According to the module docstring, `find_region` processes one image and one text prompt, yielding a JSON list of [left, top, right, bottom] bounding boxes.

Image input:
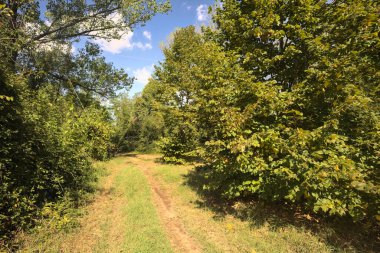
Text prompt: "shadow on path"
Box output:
[[183, 165, 380, 253]]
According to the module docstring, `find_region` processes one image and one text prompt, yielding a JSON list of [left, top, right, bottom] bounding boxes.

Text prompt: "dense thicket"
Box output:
[[0, 0, 169, 244], [135, 0, 379, 223], [113, 84, 166, 153]]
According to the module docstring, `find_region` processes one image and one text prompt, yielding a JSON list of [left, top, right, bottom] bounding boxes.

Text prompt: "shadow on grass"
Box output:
[[183, 165, 380, 253], [115, 153, 138, 157], [153, 155, 204, 166]]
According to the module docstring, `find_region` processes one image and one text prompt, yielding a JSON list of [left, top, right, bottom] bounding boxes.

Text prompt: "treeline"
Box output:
[[115, 0, 379, 223], [0, 0, 169, 245]]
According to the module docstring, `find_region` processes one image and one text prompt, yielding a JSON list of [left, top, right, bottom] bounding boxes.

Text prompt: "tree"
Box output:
[[147, 26, 260, 164], [27, 41, 133, 100], [1, 0, 169, 66], [0, 0, 170, 244], [151, 1, 379, 222], [211, 0, 325, 91], [112, 81, 167, 153], [202, 0, 380, 221]]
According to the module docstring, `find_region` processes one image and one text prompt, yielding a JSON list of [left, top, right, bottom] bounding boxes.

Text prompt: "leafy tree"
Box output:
[[211, 0, 325, 91], [112, 81, 167, 153], [150, 1, 379, 223], [1, 0, 170, 69], [150, 27, 205, 163], [0, 0, 170, 244], [26, 41, 133, 99], [201, 0, 380, 221], [113, 94, 138, 152]]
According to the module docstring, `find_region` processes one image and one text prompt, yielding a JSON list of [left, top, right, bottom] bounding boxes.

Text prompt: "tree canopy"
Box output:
[[0, 0, 169, 245], [122, 0, 379, 223]]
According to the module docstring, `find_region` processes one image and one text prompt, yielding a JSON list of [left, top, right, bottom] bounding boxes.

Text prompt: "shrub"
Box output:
[[0, 78, 111, 242]]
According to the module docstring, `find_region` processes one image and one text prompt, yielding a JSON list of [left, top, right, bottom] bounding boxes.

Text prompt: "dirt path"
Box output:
[[20, 155, 201, 252], [19, 154, 355, 253], [128, 155, 202, 253]]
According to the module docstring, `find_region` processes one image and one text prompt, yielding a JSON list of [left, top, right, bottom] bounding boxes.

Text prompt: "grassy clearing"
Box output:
[[150, 160, 377, 253], [11, 155, 378, 253], [13, 156, 173, 253]]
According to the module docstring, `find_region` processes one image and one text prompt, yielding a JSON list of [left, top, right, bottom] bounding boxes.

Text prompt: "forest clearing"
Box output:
[[14, 154, 378, 252], [1, 0, 379, 252]]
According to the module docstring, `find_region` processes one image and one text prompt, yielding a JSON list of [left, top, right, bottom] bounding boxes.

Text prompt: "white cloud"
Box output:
[[93, 31, 134, 54], [91, 13, 152, 54], [143, 30, 152, 40], [133, 66, 154, 85], [71, 44, 76, 54], [135, 42, 152, 50], [44, 19, 52, 26], [196, 4, 209, 22], [93, 31, 153, 53]]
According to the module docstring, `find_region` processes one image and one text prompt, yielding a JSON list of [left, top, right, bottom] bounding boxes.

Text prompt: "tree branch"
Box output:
[[31, 7, 121, 42]]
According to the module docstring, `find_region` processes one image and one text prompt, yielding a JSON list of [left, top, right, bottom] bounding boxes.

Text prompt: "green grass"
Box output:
[[13, 157, 173, 253], [116, 165, 173, 253], [151, 163, 372, 253], [11, 155, 377, 253], [80, 159, 173, 253]]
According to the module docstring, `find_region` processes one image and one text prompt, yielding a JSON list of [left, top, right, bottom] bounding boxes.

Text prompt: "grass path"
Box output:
[[18, 154, 377, 253], [128, 155, 201, 253], [19, 156, 173, 253]]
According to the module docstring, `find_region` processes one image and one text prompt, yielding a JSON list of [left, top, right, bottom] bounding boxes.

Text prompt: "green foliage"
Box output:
[[145, 1, 379, 223], [113, 95, 138, 152], [112, 85, 166, 153], [28, 42, 133, 98], [71, 104, 115, 161], [0, 75, 115, 243], [1, 0, 170, 69], [159, 121, 199, 164], [151, 27, 206, 163], [0, 0, 170, 246]]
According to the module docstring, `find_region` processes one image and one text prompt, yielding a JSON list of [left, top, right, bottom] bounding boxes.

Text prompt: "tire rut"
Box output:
[[129, 156, 201, 253]]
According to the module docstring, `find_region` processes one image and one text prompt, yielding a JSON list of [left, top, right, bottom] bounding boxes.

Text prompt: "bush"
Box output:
[[148, 0, 379, 223], [158, 121, 199, 164], [198, 0, 380, 222], [0, 76, 111, 242]]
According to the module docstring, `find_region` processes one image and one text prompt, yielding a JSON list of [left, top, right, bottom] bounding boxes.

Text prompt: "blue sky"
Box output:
[[91, 0, 216, 96]]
